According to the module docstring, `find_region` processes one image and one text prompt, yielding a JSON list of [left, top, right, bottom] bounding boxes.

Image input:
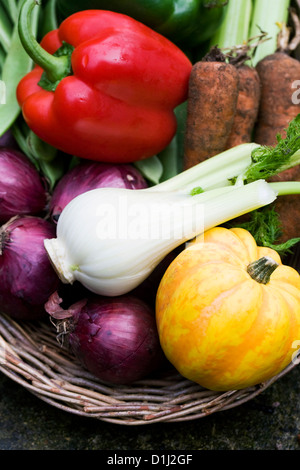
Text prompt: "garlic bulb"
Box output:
[[44, 181, 277, 296]]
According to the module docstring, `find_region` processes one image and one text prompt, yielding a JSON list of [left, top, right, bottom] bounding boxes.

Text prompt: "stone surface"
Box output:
[[0, 365, 299, 450]]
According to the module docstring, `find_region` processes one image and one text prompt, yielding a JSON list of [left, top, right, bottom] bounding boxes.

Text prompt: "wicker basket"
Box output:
[[0, 248, 299, 426]]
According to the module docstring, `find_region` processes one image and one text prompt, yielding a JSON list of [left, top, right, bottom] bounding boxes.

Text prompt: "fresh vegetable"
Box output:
[[0, 216, 60, 320], [49, 161, 148, 222], [183, 47, 239, 169], [225, 63, 261, 149], [208, 0, 261, 149], [43, 180, 277, 297], [155, 226, 300, 391], [45, 291, 164, 384], [0, 147, 48, 224], [252, 18, 300, 242], [238, 118, 300, 246], [55, 0, 228, 50], [43, 114, 300, 296], [228, 206, 300, 256], [16, 0, 192, 163], [254, 52, 300, 146]]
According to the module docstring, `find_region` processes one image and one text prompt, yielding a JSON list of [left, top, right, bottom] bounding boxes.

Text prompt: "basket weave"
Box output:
[[0, 248, 299, 426]]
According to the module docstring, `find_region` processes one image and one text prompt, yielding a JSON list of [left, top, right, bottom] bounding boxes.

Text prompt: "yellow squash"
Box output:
[[156, 227, 300, 391]]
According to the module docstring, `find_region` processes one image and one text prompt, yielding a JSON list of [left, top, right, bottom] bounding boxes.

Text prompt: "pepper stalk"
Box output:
[[18, 0, 73, 90]]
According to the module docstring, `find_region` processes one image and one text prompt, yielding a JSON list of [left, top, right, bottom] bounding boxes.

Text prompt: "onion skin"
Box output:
[[0, 216, 60, 320], [0, 148, 48, 224], [49, 161, 148, 222], [45, 292, 164, 385]]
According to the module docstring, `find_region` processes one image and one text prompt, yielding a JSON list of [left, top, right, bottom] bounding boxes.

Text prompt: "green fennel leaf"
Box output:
[[227, 206, 300, 257], [243, 114, 300, 183]]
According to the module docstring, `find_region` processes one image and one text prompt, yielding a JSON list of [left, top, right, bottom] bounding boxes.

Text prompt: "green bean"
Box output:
[[0, 0, 39, 136]]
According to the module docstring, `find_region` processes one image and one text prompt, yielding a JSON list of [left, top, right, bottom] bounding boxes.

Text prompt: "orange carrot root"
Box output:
[[184, 50, 239, 170], [254, 52, 300, 146], [225, 65, 261, 149], [253, 51, 300, 242]]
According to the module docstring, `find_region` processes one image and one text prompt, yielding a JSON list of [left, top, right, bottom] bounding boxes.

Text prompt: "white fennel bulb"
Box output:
[[44, 181, 277, 296]]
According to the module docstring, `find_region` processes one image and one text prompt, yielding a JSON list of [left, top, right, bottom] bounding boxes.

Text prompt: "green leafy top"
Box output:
[[227, 206, 300, 257], [239, 114, 300, 183]]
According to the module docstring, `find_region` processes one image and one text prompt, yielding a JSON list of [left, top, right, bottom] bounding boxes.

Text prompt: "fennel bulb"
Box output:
[[44, 180, 276, 296]]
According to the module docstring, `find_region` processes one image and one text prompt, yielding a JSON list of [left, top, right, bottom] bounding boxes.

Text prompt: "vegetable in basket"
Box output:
[[44, 180, 277, 297], [55, 0, 228, 49], [43, 115, 300, 297], [156, 226, 300, 391], [0, 216, 60, 320], [45, 291, 164, 385], [209, 0, 300, 243], [49, 161, 148, 223], [251, 8, 300, 243], [16, 0, 192, 163], [0, 147, 48, 224], [184, 46, 240, 170]]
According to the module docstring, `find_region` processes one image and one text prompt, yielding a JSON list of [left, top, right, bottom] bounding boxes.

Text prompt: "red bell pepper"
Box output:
[[17, 1, 192, 163]]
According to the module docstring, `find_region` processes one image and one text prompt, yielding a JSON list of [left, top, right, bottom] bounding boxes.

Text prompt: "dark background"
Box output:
[[0, 363, 299, 450]]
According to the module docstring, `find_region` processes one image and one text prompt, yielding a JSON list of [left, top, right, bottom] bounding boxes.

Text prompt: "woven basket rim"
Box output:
[[0, 309, 299, 425]]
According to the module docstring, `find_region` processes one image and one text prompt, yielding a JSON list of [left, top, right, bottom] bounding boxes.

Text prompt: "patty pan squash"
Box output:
[[156, 227, 300, 391]]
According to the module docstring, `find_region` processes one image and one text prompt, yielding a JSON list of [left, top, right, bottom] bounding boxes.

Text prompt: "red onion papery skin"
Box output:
[[0, 148, 48, 224], [45, 292, 165, 385], [0, 216, 60, 320], [49, 161, 148, 223]]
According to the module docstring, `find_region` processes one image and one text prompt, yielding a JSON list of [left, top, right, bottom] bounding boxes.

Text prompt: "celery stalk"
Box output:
[[210, 0, 253, 49], [249, 0, 291, 66]]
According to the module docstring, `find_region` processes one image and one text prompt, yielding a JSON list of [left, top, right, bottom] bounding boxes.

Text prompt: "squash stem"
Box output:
[[247, 256, 279, 284]]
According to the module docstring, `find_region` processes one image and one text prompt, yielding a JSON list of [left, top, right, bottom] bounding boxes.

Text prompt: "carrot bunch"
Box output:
[[184, 45, 261, 170], [183, 0, 300, 245]]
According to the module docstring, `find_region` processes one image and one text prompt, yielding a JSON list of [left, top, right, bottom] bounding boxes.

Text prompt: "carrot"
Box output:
[[225, 64, 261, 149], [254, 51, 300, 146], [253, 23, 300, 242], [183, 47, 239, 170]]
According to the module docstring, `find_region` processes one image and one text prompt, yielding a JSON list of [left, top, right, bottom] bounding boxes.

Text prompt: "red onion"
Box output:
[[49, 161, 148, 222], [45, 292, 164, 385], [0, 148, 48, 224], [0, 216, 60, 320], [0, 130, 18, 149]]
